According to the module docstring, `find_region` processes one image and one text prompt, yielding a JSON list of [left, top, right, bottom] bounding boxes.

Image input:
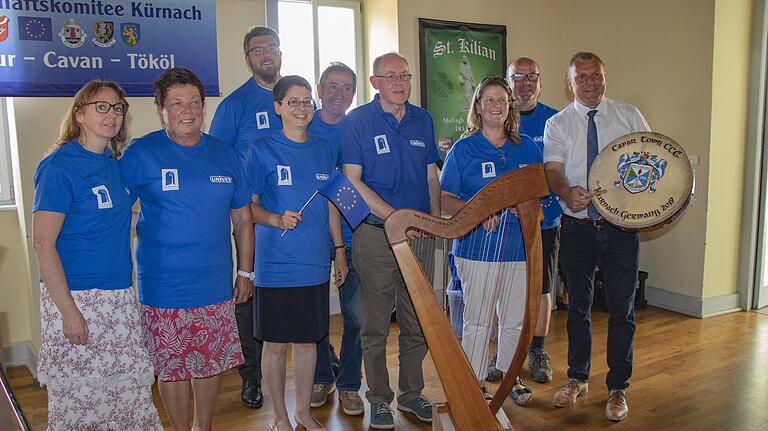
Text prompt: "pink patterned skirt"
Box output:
[[141, 299, 244, 382], [37, 284, 162, 431]]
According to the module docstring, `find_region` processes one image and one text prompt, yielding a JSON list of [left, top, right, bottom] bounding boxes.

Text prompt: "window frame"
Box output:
[[0, 97, 14, 207], [267, 0, 365, 106]]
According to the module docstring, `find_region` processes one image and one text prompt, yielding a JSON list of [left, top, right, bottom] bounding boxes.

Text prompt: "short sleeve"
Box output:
[[439, 143, 462, 197], [543, 116, 566, 164], [632, 107, 651, 132], [118, 140, 141, 196], [341, 115, 364, 166], [229, 152, 252, 209], [243, 144, 266, 197], [33, 162, 74, 213], [424, 115, 440, 165], [209, 101, 238, 151]]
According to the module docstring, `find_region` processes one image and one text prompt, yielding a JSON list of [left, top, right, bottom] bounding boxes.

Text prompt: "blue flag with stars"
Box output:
[[318, 170, 370, 229]]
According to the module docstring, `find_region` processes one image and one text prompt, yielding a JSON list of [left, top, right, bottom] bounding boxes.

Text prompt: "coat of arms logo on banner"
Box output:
[[121, 22, 140, 47], [59, 19, 86, 48], [92, 21, 116, 47]]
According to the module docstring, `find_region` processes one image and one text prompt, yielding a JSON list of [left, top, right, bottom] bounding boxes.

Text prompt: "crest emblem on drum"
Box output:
[[615, 151, 667, 194]]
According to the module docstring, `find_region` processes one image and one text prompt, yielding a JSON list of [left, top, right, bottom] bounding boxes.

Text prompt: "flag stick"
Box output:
[[281, 190, 319, 237]]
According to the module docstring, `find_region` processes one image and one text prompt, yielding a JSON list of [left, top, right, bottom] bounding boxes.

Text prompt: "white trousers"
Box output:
[[455, 257, 527, 381]]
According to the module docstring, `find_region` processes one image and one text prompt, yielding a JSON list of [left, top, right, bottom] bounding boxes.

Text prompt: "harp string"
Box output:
[[460, 207, 524, 383]]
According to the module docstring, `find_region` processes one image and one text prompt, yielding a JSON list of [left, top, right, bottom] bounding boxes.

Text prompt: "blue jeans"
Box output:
[[314, 248, 362, 391], [559, 218, 638, 390]]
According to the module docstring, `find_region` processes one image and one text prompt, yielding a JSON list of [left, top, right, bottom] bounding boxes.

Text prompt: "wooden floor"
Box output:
[[7, 305, 768, 430]]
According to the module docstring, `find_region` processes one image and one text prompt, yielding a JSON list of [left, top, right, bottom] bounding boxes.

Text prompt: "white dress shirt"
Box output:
[[543, 96, 650, 218]]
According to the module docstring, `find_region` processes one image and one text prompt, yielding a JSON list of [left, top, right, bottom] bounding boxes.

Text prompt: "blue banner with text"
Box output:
[[0, 0, 218, 96]]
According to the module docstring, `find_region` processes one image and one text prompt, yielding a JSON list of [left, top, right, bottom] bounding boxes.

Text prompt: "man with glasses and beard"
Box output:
[[211, 26, 283, 162], [209, 25, 284, 410]]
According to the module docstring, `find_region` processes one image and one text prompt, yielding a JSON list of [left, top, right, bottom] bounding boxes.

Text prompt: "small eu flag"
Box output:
[[19, 16, 52, 41], [318, 170, 370, 229]]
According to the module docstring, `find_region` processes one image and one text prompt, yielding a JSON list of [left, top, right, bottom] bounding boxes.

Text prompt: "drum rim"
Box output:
[[588, 131, 693, 231]]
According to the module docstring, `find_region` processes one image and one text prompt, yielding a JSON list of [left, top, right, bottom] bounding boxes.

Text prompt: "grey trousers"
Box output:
[[353, 223, 435, 404]]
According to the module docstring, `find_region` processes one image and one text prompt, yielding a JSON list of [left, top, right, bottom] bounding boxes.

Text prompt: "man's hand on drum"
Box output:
[[564, 186, 593, 212]]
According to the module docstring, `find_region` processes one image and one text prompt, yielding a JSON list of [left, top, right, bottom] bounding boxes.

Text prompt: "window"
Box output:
[[0, 98, 14, 206], [268, 0, 364, 108]]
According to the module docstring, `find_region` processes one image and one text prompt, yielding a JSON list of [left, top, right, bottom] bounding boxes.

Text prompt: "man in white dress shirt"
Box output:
[[543, 52, 650, 422]]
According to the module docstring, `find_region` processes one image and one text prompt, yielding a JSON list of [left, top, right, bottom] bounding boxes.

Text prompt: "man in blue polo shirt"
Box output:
[[341, 52, 440, 429], [209, 25, 284, 410], [307, 62, 366, 417]]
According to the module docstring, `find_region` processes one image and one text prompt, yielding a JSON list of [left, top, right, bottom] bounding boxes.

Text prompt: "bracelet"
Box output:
[[334, 245, 346, 250]]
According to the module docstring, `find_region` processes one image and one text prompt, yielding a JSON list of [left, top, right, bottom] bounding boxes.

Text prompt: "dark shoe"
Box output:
[[605, 390, 628, 421], [485, 351, 504, 382], [528, 350, 553, 383], [242, 379, 263, 409], [370, 402, 394, 429], [397, 395, 433, 423]]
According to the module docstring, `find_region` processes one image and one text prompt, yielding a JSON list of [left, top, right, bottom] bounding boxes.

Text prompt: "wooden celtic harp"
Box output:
[[383, 164, 549, 431]]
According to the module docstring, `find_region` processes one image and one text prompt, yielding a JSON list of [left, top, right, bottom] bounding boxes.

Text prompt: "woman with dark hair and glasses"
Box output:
[[438, 76, 542, 406], [244, 75, 347, 431], [120, 67, 254, 431], [32, 80, 162, 430]]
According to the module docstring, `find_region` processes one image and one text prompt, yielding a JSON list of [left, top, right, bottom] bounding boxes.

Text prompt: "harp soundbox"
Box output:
[[383, 164, 549, 431]]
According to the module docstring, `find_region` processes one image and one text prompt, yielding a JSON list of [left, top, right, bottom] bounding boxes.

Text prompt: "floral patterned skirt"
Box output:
[[37, 284, 162, 431], [141, 299, 244, 382]]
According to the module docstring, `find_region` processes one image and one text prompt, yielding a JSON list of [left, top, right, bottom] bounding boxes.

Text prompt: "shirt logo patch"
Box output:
[[374, 134, 390, 154], [256, 111, 270, 130], [315, 173, 330, 181], [533, 136, 544, 143], [277, 165, 292, 186], [410, 139, 425, 147], [161, 168, 179, 191], [210, 175, 233, 183], [482, 162, 496, 178], [91, 185, 113, 209]]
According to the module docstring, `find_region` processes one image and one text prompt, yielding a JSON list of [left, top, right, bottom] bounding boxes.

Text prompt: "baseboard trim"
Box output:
[[645, 286, 742, 318], [0, 341, 37, 377]]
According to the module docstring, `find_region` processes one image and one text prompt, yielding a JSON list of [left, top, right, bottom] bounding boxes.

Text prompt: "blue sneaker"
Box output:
[[370, 402, 394, 429], [397, 395, 433, 422]]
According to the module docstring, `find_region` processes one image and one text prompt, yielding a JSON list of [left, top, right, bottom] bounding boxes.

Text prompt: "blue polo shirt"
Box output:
[[245, 132, 337, 288], [120, 130, 251, 308], [440, 133, 541, 262], [520, 102, 562, 229], [341, 94, 439, 213], [308, 110, 353, 247], [210, 78, 283, 162], [33, 140, 134, 291]]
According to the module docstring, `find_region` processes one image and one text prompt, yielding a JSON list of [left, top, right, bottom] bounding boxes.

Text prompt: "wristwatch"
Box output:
[[237, 270, 255, 281]]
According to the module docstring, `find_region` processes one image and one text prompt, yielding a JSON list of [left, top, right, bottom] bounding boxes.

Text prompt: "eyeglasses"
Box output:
[[373, 73, 413, 83], [278, 98, 315, 108], [247, 44, 279, 56], [509, 72, 540, 83], [83, 101, 128, 115]]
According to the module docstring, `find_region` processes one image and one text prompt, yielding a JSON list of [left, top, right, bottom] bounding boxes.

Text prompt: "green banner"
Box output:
[[419, 19, 507, 160]]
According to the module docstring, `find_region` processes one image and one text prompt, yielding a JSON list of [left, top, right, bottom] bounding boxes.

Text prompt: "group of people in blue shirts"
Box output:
[[30, 20, 644, 431]]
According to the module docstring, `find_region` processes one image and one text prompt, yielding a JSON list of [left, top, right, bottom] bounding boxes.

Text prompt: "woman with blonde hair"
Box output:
[[32, 80, 162, 430], [439, 76, 541, 406]]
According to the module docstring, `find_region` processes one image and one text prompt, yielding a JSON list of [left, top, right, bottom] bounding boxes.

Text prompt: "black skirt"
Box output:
[[254, 282, 330, 343]]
